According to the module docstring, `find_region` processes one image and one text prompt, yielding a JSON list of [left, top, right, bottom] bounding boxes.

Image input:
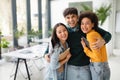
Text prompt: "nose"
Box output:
[[69, 17, 73, 21], [61, 32, 65, 35]]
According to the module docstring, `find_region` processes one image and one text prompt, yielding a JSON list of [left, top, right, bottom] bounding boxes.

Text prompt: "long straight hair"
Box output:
[[51, 23, 68, 48]]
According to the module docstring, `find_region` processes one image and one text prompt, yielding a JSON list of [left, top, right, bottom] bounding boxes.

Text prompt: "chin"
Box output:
[[70, 26, 75, 28], [83, 31, 87, 33]]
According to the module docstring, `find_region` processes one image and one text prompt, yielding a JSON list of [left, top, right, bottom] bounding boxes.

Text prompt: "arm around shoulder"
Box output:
[[97, 27, 112, 44]]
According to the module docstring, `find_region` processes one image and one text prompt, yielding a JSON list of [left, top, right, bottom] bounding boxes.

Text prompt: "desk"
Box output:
[[2, 43, 48, 80]]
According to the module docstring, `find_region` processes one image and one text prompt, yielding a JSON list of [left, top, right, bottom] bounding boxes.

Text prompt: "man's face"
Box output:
[[64, 14, 78, 28]]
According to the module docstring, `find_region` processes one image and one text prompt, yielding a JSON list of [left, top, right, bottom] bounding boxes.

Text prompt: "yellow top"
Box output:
[[84, 30, 108, 62]]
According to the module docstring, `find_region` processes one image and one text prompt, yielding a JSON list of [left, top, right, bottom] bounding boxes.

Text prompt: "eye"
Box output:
[[63, 29, 67, 32], [66, 17, 70, 19], [58, 31, 61, 34]]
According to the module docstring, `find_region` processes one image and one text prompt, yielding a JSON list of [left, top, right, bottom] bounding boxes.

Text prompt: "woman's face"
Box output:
[[81, 17, 94, 33], [56, 25, 68, 43]]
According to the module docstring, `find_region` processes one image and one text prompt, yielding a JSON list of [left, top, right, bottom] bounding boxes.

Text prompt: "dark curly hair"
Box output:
[[78, 11, 99, 31]]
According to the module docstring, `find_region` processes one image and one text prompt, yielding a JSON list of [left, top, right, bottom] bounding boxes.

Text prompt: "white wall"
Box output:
[[0, 0, 12, 35], [51, 0, 111, 29], [115, 0, 120, 49], [50, 0, 114, 55]]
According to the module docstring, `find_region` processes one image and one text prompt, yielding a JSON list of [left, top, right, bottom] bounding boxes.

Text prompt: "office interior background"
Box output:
[[0, 0, 120, 56], [0, 0, 120, 80]]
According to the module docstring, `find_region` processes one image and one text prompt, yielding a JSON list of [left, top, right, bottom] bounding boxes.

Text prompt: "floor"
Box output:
[[0, 55, 120, 80], [108, 55, 120, 80], [0, 57, 46, 80]]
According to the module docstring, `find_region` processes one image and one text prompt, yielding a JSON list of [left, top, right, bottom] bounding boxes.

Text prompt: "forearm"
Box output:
[[97, 27, 112, 44], [59, 58, 68, 66], [59, 48, 70, 61], [59, 52, 68, 61], [102, 32, 112, 44]]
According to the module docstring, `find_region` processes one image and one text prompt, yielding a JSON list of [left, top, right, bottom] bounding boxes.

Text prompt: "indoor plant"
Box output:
[[81, 4, 111, 26], [28, 29, 42, 42], [95, 4, 111, 25], [0, 38, 10, 53], [0, 38, 10, 48], [15, 28, 25, 39]]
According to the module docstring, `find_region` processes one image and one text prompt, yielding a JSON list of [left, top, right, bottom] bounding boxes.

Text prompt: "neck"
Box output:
[[60, 41, 67, 49]]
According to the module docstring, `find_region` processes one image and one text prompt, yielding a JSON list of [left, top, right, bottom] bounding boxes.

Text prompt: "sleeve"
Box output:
[[48, 40, 53, 53], [96, 27, 112, 44], [43, 39, 53, 56], [50, 47, 61, 70], [84, 47, 94, 58], [84, 32, 101, 58]]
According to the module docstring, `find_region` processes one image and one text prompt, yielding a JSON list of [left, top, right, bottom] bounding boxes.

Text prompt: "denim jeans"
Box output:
[[48, 72, 64, 80], [90, 62, 110, 80], [67, 65, 92, 80], [57, 71, 64, 80]]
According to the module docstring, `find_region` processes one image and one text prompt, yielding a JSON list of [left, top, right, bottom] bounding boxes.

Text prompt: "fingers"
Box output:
[[45, 54, 50, 63], [81, 38, 86, 48], [91, 39, 105, 49], [66, 48, 70, 51], [66, 53, 71, 60], [91, 45, 99, 49]]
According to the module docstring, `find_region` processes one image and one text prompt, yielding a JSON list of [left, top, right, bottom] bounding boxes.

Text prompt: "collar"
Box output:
[[59, 42, 68, 50], [67, 24, 80, 32]]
